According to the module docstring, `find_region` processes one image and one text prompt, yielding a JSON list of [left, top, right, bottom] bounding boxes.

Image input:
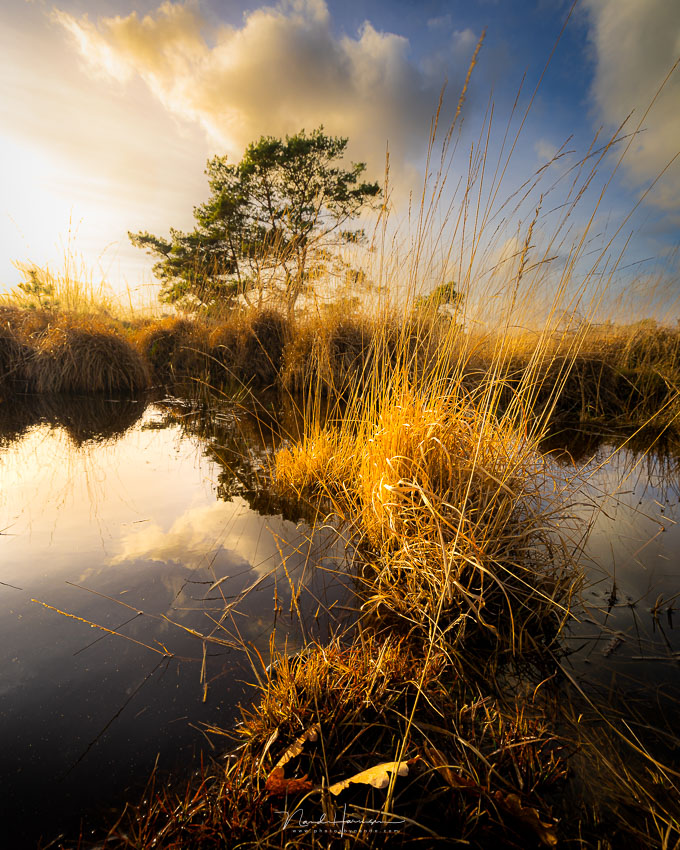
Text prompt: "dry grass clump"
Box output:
[[132, 316, 210, 381], [461, 323, 680, 428], [602, 323, 680, 425], [102, 635, 570, 849], [545, 322, 680, 426], [5, 259, 135, 319], [0, 324, 33, 390], [273, 428, 354, 500], [32, 317, 150, 395], [209, 307, 289, 388], [575, 321, 680, 370], [0, 305, 46, 390], [276, 384, 575, 649], [281, 312, 391, 398], [0, 304, 53, 340]]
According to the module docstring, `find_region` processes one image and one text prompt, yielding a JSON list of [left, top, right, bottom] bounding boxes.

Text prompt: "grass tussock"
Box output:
[[0, 304, 54, 340], [276, 385, 575, 650], [33, 317, 150, 395], [209, 307, 289, 389], [103, 635, 572, 849], [131, 316, 210, 382], [464, 322, 680, 428], [278, 311, 680, 430], [280, 312, 390, 398], [0, 323, 32, 390], [0, 298, 678, 429]]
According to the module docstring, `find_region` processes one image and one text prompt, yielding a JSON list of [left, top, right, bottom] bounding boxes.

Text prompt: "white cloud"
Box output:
[[583, 0, 680, 210], [0, 3, 213, 292], [427, 14, 453, 31], [112, 498, 284, 573], [111, 496, 340, 583], [52, 0, 479, 185], [534, 138, 558, 163]]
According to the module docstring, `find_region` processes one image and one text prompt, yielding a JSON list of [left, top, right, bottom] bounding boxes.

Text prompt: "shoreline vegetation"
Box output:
[[4, 295, 677, 848], [5, 76, 679, 847], [1, 301, 679, 432]]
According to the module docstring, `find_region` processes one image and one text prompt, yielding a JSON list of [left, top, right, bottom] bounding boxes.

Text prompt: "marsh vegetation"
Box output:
[[1, 80, 679, 850]]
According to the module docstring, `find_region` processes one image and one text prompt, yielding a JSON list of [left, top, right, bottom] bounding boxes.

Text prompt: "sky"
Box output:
[[1, 0, 679, 312]]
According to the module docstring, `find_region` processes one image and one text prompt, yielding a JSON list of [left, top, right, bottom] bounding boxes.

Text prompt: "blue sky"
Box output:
[[1, 0, 678, 313]]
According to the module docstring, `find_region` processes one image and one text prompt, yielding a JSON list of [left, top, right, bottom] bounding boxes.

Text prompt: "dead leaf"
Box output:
[[274, 723, 321, 769], [328, 757, 420, 796], [264, 767, 313, 797], [494, 791, 558, 847], [423, 746, 482, 794]]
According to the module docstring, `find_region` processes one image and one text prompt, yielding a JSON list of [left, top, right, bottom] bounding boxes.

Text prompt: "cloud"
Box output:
[[0, 2, 215, 290], [111, 496, 340, 584], [112, 498, 286, 573], [427, 14, 452, 31], [52, 0, 479, 187], [534, 138, 558, 163], [583, 0, 680, 210]]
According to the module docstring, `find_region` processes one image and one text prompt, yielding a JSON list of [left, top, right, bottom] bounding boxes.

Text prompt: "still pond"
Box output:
[[0, 396, 678, 846]]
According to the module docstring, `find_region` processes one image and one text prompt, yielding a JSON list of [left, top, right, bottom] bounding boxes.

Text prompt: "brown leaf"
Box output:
[[423, 746, 483, 794], [494, 791, 558, 847], [264, 767, 313, 797], [328, 757, 419, 796], [274, 723, 321, 769]]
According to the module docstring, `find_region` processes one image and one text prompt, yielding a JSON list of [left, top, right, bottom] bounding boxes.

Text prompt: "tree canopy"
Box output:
[[130, 128, 381, 315], [413, 281, 462, 314]]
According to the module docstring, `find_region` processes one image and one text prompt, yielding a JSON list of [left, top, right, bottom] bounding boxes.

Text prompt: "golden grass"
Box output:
[[32, 317, 150, 395], [276, 377, 576, 653], [1, 292, 678, 426], [103, 634, 573, 849], [131, 316, 210, 382], [5, 259, 137, 319], [0, 323, 32, 390], [209, 307, 289, 388], [280, 311, 383, 397]]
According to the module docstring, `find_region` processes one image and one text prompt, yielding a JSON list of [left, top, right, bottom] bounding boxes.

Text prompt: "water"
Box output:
[[0, 396, 352, 847], [1, 400, 678, 846], [549, 433, 680, 754]]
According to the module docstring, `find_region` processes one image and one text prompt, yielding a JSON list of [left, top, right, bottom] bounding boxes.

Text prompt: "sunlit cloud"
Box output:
[[112, 498, 285, 573], [111, 497, 338, 584], [583, 0, 680, 211], [2, 0, 676, 302], [0, 3, 213, 291], [52, 0, 478, 185]]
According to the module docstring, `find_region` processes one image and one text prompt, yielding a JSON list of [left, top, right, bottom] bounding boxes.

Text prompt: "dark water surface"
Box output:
[[0, 396, 352, 847], [1, 400, 679, 847], [548, 433, 680, 758]]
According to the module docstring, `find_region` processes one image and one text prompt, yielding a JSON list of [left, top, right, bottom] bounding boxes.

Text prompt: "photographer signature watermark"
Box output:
[[276, 805, 405, 836]]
